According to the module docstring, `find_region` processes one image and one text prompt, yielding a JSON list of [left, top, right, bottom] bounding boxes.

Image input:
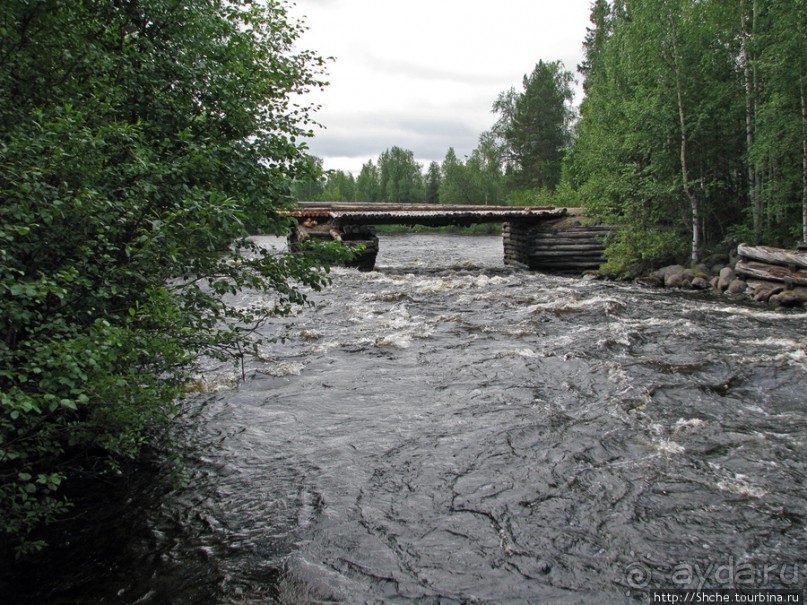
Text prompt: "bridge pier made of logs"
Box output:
[[287, 203, 610, 273], [503, 209, 611, 273]]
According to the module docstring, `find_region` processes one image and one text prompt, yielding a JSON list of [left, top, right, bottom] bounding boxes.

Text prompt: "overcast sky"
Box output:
[[289, 0, 593, 174]]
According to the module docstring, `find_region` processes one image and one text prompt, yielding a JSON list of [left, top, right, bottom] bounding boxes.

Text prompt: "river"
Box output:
[[5, 234, 806, 603]]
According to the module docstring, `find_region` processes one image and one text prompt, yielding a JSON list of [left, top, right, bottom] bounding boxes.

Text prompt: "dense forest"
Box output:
[[574, 0, 807, 274], [298, 0, 807, 274]]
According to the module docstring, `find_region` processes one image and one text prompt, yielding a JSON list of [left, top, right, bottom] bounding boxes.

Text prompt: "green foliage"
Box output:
[[439, 141, 505, 206], [569, 0, 806, 269], [379, 146, 424, 203], [438, 148, 470, 205], [293, 160, 356, 202], [600, 228, 688, 279], [748, 0, 807, 244], [356, 160, 383, 202], [338, 148, 428, 204], [424, 162, 442, 204], [507, 188, 554, 207], [493, 60, 575, 192], [320, 170, 357, 202], [292, 156, 327, 201], [0, 0, 337, 554]]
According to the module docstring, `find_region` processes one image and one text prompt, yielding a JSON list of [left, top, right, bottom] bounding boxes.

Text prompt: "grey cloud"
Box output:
[[305, 112, 480, 166], [362, 54, 514, 88]]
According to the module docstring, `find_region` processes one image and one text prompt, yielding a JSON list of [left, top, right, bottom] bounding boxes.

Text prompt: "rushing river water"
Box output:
[[5, 234, 807, 604]]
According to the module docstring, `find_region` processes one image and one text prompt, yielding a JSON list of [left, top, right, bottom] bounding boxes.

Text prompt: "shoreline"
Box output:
[[619, 244, 807, 309]]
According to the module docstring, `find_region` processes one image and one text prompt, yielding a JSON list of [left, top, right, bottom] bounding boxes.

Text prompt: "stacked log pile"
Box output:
[[504, 209, 611, 273], [734, 244, 807, 305]]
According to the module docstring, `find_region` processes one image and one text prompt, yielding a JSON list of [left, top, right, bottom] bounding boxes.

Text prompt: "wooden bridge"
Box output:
[[287, 202, 609, 272]]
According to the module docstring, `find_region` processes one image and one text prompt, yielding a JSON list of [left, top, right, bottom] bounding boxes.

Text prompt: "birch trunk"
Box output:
[[802, 82, 807, 244], [671, 20, 701, 264], [742, 0, 761, 241]]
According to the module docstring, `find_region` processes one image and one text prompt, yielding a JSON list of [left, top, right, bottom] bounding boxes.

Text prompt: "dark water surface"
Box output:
[[5, 234, 806, 604]]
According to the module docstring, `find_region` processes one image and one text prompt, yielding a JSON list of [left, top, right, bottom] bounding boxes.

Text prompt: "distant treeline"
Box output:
[[298, 0, 807, 276]]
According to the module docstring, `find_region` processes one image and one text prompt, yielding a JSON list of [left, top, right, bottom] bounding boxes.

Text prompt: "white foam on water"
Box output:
[[437, 313, 471, 324], [606, 362, 630, 385], [712, 305, 807, 321], [746, 336, 806, 348], [595, 327, 634, 349], [309, 341, 341, 353], [472, 274, 514, 288], [529, 325, 596, 355], [460, 291, 505, 304], [328, 266, 357, 278], [411, 322, 435, 339], [408, 273, 517, 295], [345, 302, 377, 323], [655, 439, 686, 455], [324, 298, 435, 351], [374, 333, 412, 349], [735, 337, 807, 369], [717, 475, 767, 498], [297, 330, 322, 341], [501, 327, 534, 338], [378, 303, 413, 329], [619, 316, 700, 332], [774, 348, 807, 365], [185, 372, 241, 393], [674, 418, 706, 431], [262, 361, 306, 377], [495, 348, 541, 359], [412, 277, 461, 294], [525, 294, 626, 315]]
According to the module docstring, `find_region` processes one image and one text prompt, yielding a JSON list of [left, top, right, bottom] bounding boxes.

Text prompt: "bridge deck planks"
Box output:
[[289, 202, 566, 228]]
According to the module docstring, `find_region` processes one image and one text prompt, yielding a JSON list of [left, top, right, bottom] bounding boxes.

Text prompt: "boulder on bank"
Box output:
[[752, 284, 784, 303], [649, 264, 684, 285], [769, 289, 807, 308], [717, 267, 735, 292], [701, 253, 730, 273], [691, 276, 711, 290], [648, 265, 713, 291], [693, 263, 711, 278], [637, 244, 805, 309], [726, 278, 748, 295], [665, 270, 692, 289]]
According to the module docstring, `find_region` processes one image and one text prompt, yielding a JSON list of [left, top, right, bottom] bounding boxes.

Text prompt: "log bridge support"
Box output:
[[502, 208, 611, 273], [287, 203, 610, 273]]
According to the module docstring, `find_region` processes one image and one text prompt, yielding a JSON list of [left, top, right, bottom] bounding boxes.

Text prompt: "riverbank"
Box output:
[[632, 244, 807, 308]]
